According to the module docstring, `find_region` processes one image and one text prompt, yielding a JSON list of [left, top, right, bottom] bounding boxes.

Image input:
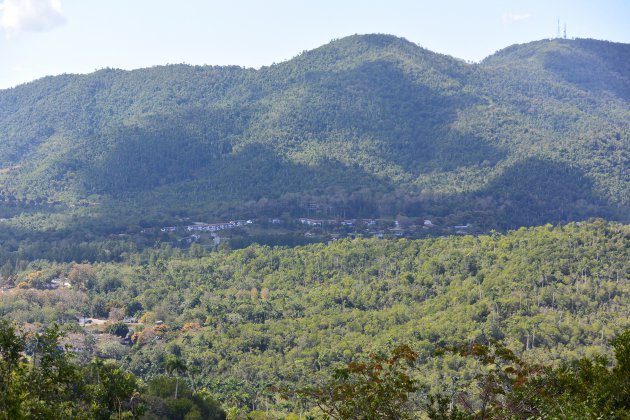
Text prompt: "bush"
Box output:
[[107, 321, 129, 337]]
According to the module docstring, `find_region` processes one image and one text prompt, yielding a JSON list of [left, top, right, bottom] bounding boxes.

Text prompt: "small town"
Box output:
[[138, 215, 474, 251]]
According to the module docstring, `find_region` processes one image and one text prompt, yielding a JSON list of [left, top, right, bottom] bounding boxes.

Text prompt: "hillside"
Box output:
[[1, 220, 628, 413], [0, 35, 628, 234]]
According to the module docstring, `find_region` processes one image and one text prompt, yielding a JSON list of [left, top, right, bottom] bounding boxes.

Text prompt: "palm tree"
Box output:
[[90, 357, 105, 384], [164, 356, 187, 399]]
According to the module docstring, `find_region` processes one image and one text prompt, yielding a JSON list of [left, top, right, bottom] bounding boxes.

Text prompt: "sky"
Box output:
[[1, 0, 629, 90]]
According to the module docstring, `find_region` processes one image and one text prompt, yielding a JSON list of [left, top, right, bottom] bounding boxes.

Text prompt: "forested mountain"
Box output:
[[0, 34, 628, 233], [1, 37, 629, 416]]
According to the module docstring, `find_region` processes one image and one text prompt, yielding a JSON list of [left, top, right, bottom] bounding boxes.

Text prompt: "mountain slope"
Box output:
[[2, 220, 628, 410], [0, 34, 628, 232]]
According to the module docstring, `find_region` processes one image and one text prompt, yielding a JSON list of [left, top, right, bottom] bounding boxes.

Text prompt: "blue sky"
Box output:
[[1, 0, 629, 89]]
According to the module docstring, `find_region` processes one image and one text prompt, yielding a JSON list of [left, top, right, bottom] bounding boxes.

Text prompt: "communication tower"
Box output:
[[557, 17, 560, 38]]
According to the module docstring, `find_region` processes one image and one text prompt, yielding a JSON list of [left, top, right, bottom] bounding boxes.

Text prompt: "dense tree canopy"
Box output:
[[0, 220, 627, 415], [0, 35, 627, 234]]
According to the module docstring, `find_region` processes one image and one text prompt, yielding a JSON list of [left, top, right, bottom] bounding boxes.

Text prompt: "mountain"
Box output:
[[0, 34, 628, 233]]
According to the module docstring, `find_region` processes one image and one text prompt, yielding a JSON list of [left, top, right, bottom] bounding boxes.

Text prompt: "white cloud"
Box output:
[[0, 0, 65, 36], [502, 12, 531, 25]]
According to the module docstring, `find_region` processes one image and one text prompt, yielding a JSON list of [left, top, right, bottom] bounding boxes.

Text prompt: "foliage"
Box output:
[[293, 344, 419, 418], [143, 376, 226, 420], [0, 320, 227, 419], [0, 220, 627, 414], [0, 319, 25, 418], [289, 329, 630, 419], [108, 321, 130, 337], [3, 34, 628, 416], [429, 329, 630, 419], [508, 329, 630, 418], [0, 319, 142, 419], [0, 35, 628, 235]]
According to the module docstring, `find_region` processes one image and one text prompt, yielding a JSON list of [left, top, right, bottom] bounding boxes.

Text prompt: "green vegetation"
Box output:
[[0, 35, 628, 235], [0, 220, 627, 415], [0, 320, 142, 419], [0, 319, 226, 419], [301, 330, 630, 419], [292, 344, 420, 419], [0, 34, 629, 417]]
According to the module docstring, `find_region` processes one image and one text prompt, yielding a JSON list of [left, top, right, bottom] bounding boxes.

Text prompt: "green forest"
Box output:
[[1, 220, 628, 417], [0, 34, 629, 418], [0, 35, 628, 235]]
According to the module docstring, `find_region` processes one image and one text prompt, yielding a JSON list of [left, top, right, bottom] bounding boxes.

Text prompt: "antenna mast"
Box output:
[[564, 24, 567, 39], [557, 17, 560, 38]]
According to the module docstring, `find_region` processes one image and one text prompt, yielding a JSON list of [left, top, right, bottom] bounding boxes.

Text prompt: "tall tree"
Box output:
[[165, 356, 188, 399]]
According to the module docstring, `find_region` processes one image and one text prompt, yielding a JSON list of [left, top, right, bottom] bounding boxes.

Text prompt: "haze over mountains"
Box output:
[[0, 34, 628, 231]]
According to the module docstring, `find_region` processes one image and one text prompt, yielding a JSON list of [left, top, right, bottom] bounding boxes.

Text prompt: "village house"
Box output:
[[299, 218, 323, 227], [185, 220, 252, 233]]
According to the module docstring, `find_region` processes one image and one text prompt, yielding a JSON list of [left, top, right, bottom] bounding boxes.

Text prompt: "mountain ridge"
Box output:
[[4, 35, 627, 92], [0, 34, 628, 233]]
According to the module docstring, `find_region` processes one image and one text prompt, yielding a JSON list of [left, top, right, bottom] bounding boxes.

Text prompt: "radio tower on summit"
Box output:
[[557, 17, 560, 38]]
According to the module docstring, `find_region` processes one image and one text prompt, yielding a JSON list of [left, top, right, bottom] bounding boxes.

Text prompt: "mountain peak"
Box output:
[[329, 33, 415, 49], [483, 37, 630, 64], [481, 38, 630, 100], [267, 33, 464, 79]]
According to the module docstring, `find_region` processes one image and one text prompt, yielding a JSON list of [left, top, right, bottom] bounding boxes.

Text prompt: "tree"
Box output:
[[23, 324, 86, 418], [0, 321, 143, 419], [165, 356, 188, 399], [430, 329, 630, 419], [107, 321, 129, 338], [0, 319, 25, 418], [516, 329, 630, 418], [86, 359, 143, 419], [293, 344, 419, 419], [144, 377, 226, 420]]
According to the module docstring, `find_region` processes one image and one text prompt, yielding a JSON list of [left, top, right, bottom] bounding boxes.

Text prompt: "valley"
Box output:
[[0, 33, 629, 418]]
